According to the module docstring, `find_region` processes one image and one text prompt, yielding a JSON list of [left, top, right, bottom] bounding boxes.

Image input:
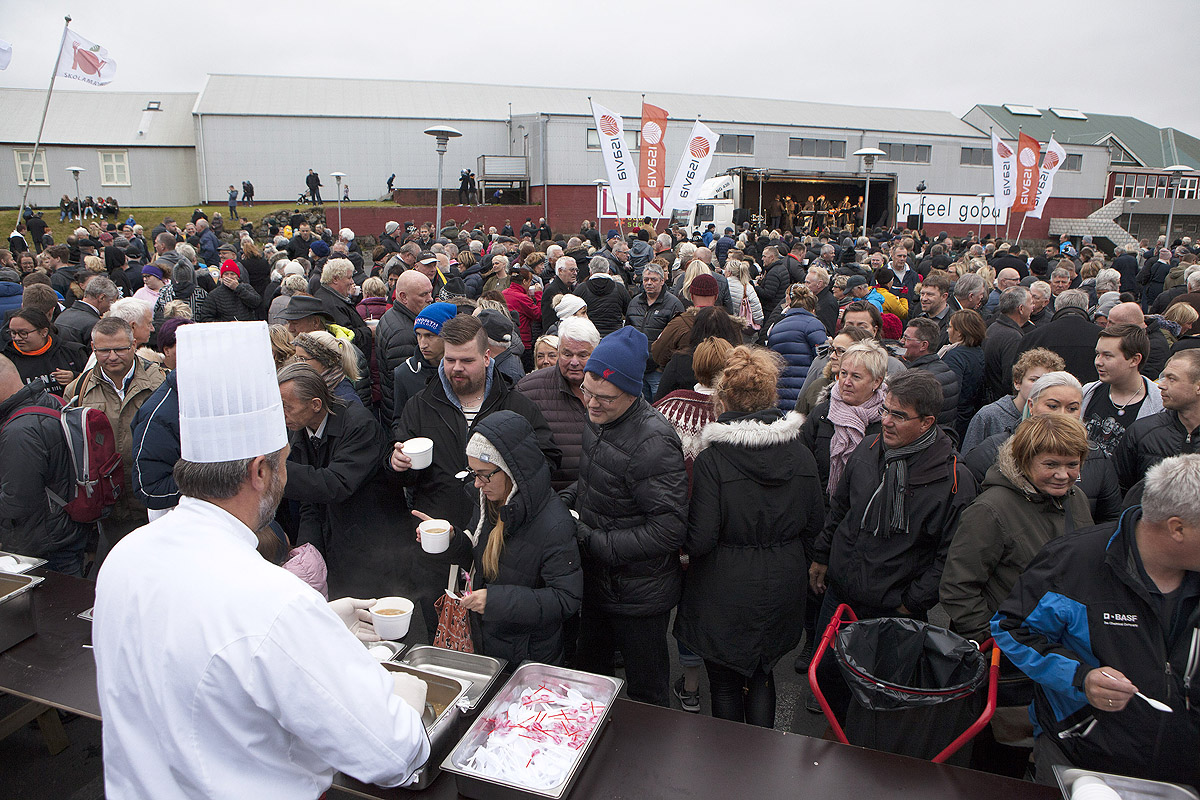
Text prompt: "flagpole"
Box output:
[[17, 15, 71, 225]]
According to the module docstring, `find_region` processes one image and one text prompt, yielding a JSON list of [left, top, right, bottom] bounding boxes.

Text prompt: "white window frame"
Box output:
[[789, 138, 847, 159], [98, 150, 130, 186], [586, 128, 640, 152], [13, 148, 49, 186]]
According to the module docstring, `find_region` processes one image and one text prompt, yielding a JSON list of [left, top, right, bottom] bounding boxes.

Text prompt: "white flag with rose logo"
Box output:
[[589, 100, 639, 217], [663, 120, 718, 216], [57, 29, 116, 85], [1028, 136, 1067, 219]]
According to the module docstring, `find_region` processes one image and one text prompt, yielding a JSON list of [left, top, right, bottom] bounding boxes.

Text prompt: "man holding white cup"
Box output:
[[390, 314, 560, 637]]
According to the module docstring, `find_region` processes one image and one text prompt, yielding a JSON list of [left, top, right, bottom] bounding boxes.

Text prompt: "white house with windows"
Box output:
[[0, 89, 198, 211]]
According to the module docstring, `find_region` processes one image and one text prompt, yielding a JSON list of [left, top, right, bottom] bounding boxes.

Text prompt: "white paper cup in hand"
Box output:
[[418, 519, 452, 554], [369, 597, 414, 640], [403, 437, 433, 469]]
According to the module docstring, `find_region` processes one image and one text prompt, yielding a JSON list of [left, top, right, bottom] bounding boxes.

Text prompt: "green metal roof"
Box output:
[[970, 105, 1200, 170]]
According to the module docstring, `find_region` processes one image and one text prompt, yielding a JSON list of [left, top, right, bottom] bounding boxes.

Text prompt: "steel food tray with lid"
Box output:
[[0, 550, 48, 574], [379, 662, 469, 790], [363, 639, 406, 662], [1054, 766, 1200, 800], [399, 646, 506, 713], [441, 663, 623, 800], [0, 572, 43, 654]]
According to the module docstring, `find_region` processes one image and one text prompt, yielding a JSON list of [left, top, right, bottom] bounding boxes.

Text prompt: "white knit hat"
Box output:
[[554, 294, 587, 321], [465, 432, 512, 481], [177, 321, 287, 463]]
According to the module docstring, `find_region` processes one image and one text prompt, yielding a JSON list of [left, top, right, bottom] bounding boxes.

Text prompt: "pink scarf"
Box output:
[[826, 382, 886, 494]]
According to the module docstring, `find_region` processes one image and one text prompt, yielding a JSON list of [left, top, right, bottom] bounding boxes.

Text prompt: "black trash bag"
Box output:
[[834, 618, 987, 764]]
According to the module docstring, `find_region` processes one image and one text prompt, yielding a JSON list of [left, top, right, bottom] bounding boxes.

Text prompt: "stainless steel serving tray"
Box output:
[[441, 663, 623, 800], [1055, 766, 1200, 800], [380, 662, 470, 791], [363, 640, 405, 662], [0, 550, 48, 574], [0, 572, 43, 654], [399, 646, 506, 713]]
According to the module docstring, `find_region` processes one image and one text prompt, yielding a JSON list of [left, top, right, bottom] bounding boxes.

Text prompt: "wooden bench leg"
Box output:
[[0, 701, 71, 755]]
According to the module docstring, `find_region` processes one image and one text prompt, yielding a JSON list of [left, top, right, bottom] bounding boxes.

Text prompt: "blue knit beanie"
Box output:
[[413, 302, 457, 335], [584, 326, 648, 398]]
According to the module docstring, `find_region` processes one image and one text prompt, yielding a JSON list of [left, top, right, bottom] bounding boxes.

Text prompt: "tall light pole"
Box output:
[[976, 192, 990, 241], [1125, 197, 1140, 240], [753, 168, 769, 227], [852, 148, 886, 240], [330, 172, 346, 232], [1163, 164, 1191, 247], [66, 166, 85, 221], [593, 179, 608, 235], [424, 125, 462, 237]]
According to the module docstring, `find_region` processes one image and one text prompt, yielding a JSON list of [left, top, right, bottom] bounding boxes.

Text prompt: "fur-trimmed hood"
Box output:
[[699, 408, 808, 486]]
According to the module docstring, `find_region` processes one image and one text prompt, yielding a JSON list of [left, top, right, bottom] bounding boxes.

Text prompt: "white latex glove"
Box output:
[[392, 672, 429, 717], [328, 597, 381, 643]]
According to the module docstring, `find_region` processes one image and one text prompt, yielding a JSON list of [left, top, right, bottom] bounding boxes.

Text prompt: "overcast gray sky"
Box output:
[[4, 0, 1199, 136]]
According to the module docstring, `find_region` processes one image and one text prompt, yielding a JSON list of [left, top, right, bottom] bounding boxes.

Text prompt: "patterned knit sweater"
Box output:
[[653, 386, 717, 494]]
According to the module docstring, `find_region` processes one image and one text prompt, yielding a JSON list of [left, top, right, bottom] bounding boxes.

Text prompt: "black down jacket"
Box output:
[[375, 302, 420, 426], [0, 381, 88, 560], [466, 411, 583, 666], [674, 409, 824, 677], [813, 429, 976, 614], [314, 285, 373, 359], [1114, 409, 1200, 493], [198, 280, 261, 322], [573, 276, 630, 338], [560, 398, 688, 616], [515, 366, 587, 490], [905, 354, 961, 431]]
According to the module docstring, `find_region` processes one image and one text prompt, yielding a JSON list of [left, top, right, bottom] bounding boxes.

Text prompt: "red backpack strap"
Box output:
[[0, 405, 63, 435]]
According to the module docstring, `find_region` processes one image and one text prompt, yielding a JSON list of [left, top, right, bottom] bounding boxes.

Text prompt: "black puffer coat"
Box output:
[[674, 409, 824, 677], [1114, 409, 1200, 493], [573, 276, 630, 338], [466, 412, 583, 666], [515, 366, 587, 490], [905, 354, 961, 431], [197, 280, 261, 322], [314, 285, 373, 359], [625, 290, 685, 371], [560, 398, 688, 616], [375, 302, 420, 425], [0, 381, 87, 560], [390, 353, 436, 439]]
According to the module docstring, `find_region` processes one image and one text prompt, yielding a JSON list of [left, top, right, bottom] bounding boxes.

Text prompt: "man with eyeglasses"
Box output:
[[560, 326, 688, 707], [66, 316, 166, 565], [625, 262, 684, 401], [808, 370, 975, 717], [389, 314, 558, 637]]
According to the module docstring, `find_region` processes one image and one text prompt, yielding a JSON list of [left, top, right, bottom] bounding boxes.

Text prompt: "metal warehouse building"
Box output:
[[10, 75, 1197, 242]]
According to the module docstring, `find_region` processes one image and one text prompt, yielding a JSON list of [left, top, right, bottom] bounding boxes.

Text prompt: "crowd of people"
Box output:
[[2, 206, 1199, 792]]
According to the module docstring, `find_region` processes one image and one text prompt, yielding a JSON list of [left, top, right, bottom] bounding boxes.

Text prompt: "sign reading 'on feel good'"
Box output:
[[895, 193, 1009, 225]]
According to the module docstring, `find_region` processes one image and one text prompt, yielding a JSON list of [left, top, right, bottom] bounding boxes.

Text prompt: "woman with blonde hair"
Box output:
[[533, 334, 559, 370], [724, 259, 763, 333], [414, 410, 581, 666], [268, 324, 295, 369], [1160, 302, 1197, 346], [679, 259, 713, 305], [674, 345, 823, 728], [291, 329, 361, 405]]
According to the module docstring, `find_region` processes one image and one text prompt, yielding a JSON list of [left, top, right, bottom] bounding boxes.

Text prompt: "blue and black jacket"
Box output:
[[991, 506, 1200, 785]]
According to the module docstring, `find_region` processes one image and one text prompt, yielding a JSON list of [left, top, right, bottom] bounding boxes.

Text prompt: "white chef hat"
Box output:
[[177, 321, 288, 463]]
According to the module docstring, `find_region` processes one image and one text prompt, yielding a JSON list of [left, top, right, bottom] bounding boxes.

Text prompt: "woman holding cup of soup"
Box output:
[[411, 410, 582, 665]]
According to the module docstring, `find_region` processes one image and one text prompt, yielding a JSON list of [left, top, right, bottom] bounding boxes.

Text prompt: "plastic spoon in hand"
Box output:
[[1100, 671, 1173, 712]]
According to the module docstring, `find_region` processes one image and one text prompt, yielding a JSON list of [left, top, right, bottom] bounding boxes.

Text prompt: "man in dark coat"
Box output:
[[375, 270, 433, 427], [983, 286, 1031, 404], [279, 364, 404, 600], [1014, 289, 1102, 383], [540, 256, 579, 331], [1112, 243, 1141, 294], [130, 369, 182, 515], [809, 371, 975, 717], [806, 266, 839, 335], [1113, 350, 1200, 493], [624, 264, 684, 400], [1137, 248, 1174, 309], [313, 259, 373, 359], [0, 360, 88, 575], [560, 327, 688, 707], [901, 318, 961, 430], [516, 316, 596, 490], [390, 303, 457, 438], [53, 276, 118, 347], [573, 261, 630, 338], [305, 170, 323, 204], [198, 263, 261, 322], [389, 315, 559, 637]]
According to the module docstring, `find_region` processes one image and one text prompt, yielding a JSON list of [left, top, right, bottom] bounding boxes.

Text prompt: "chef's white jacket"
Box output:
[[93, 496, 429, 799]]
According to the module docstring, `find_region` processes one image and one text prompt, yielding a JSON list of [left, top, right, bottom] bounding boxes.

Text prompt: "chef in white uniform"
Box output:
[[94, 321, 430, 799]]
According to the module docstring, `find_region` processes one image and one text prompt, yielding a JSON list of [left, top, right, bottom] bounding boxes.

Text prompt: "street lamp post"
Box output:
[[852, 148, 886, 240], [66, 166, 85, 222], [1163, 165, 1191, 247], [754, 168, 769, 227], [592, 179, 608, 235], [424, 126, 463, 237], [330, 172, 346, 232], [1125, 198, 1140, 240], [976, 192, 991, 242]]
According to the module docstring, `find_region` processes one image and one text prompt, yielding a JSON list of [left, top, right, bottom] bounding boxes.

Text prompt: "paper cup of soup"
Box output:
[[403, 437, 433, 469], [418, 519, 452, 554], [370, 597, 414, 640]]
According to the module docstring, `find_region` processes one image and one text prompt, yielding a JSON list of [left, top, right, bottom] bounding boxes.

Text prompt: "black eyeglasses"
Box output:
[[456, 466, 504, 484]]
